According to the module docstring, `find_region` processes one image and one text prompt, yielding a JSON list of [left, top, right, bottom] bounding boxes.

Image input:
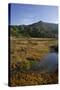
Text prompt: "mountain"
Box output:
[[10, 21, 58, 38]]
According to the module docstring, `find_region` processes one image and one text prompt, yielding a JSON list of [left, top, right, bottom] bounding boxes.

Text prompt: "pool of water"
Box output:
[[31, 52, 58, 73]]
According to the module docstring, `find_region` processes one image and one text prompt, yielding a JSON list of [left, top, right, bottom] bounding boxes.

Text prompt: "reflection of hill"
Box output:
[[50, 45, 58, 53]]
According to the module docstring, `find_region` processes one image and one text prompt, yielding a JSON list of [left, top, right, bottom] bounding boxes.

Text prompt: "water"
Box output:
[[31, 52, 58, 73]]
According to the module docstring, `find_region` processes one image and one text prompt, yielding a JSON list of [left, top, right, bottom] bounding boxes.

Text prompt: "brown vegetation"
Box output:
[[9, 37, 58, 86]]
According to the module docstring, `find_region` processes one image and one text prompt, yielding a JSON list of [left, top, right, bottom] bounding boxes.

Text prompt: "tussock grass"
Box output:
[[10, 37, 58, 86]]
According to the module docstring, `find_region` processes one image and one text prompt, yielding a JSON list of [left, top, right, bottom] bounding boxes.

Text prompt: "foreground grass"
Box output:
[[10, 71, 58, 86], [9, 37, 58, 86]]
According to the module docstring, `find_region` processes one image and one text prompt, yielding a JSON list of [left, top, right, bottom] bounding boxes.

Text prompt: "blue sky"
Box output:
[[9, 4, 58, 25]]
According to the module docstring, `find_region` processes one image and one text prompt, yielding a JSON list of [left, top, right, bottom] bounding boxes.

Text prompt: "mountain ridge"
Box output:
[[10, 21, 58, 38]]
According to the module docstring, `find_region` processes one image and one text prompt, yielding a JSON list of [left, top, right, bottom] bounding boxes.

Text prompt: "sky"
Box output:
[[9, 4, 58, 25]]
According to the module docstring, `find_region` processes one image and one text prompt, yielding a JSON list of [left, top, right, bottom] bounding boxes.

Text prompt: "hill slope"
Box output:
[[10, 21, 58, 38]]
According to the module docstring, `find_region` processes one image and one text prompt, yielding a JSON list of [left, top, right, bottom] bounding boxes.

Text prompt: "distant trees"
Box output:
[[10, 21, 58, 38]]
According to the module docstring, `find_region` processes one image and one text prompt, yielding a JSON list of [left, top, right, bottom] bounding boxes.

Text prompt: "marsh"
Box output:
[[31, 45, 58, 73]]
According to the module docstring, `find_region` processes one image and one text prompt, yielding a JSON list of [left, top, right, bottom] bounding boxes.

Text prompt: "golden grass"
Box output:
[[9, 37, 58, 86], [10, 71, 58, 86]]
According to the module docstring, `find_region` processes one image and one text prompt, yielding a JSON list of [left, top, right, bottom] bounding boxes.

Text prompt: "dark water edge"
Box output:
[[30, 45, 58, 73], [50, 45, 58, 53]]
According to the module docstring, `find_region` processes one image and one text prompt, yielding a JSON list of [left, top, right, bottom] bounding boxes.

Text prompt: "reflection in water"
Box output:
[[50, 45, 58, 53], [31, 52, 58, 73]]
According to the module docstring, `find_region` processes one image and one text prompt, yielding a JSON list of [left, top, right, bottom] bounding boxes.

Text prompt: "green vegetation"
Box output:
[[10, 21, 58, 38]]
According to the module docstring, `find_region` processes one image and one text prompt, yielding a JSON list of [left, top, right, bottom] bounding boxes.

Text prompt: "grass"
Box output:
[[9, 37, 58, 86], [10, 71, 58, 86]]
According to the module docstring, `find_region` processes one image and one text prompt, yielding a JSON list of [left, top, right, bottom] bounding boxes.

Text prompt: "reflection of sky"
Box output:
[[9, 4, 58, 25]]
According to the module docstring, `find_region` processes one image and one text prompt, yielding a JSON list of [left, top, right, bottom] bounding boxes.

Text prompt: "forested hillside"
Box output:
[[10, 21, 58, 38]]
